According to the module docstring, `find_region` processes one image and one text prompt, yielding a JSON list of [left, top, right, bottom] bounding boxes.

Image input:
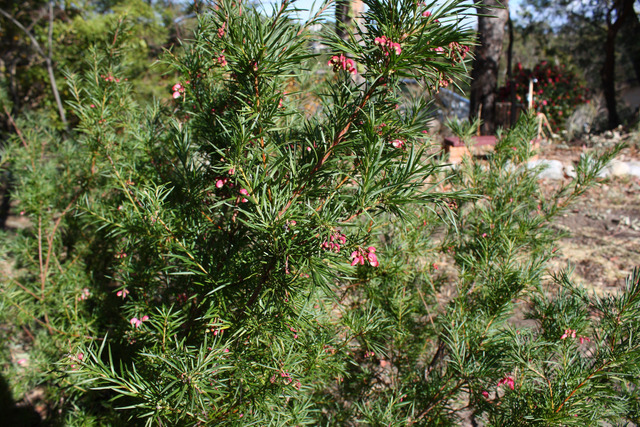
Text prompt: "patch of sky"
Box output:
[[257, 0, 523, 26]]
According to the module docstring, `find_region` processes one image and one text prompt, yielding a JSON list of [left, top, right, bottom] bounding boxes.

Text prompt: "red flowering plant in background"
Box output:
[[498, 61, 589, 131]]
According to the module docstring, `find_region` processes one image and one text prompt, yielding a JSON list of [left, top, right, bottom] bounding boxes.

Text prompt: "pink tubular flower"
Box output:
[[78, 288, 90, 301], [172, 83, 185, 99], [239, 188, 248, 196], [560, 329, 576, 340], [374, 36, 387, 46], [367, 252, 379, 267], [351, 246, 379, 267], [216, 179, 224, 189], [498, 376, 515, 390], [374, 36, 402, 56], [390, 139, 405, 149], [323, 232, 347, 253], [116, 288, 129, 299], [328, 54, 357, 74], [422, 10, 432, 17], [130, 316, 148, 328], [350, 250, 365, 266], [482, 390, 489, 398]]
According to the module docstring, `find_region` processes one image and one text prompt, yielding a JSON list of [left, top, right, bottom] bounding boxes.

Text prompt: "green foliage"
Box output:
[[0, 0, 637, 425], [498, 61, 588, 131]]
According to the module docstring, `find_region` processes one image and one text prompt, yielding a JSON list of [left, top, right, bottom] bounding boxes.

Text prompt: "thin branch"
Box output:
[[554, 360, 612, 413], [10, 279, 41, 301], [276, 78, 383, 219], [0, 4, 67, 125]]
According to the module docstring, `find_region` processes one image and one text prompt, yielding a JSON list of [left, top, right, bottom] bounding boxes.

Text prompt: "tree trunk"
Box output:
[[335, 0, 364, 41], [602, 14, 620, 128], [507, 13, 517, 126], [619, 4, 640, 83], [335, 0, 352, 40], [469, 0, 509, 135], [601, 0, 635, 129]]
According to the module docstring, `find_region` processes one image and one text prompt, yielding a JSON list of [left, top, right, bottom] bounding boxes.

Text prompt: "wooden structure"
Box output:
[[443, 135, 497, 163], [443, 135, 540, 163]]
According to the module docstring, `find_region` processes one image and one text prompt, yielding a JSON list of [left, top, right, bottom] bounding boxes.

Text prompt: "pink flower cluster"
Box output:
[[172, 83, 185, 99], [130, 315, 149, 328], [417, 4, 439, 22], [218, 22, 226, 38], [216, 177, 230, 188], [116, 288, 129, 299], [322, 232, 347, 253], [561, 328, 591, 344], [374, 36, 402, 56], [78, 288, 90, 301], [498, 376, 515, 390], [448, 42, 470, 63], [100, 74, 122, 83], [270, 371, 301, 389], [217, 54, 227, 67], [328, 54, 357, 74], [351, 246, 379, 267], [390, 139, 405, 149], [239, 188, 249, 203]]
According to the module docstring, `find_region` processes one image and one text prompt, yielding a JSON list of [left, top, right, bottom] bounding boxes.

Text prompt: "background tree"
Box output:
[[518, 0, 640, 129], [335, 0, 365, 40], [469, 0, 509, 134], [601, 0, 636, 127]]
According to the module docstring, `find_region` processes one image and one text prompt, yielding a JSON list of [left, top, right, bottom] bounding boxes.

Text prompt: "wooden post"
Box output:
[[528, 79, 534, 110]]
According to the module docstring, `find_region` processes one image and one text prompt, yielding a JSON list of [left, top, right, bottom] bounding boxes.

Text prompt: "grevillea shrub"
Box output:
[[1, 1, 638, 426], [498, 61, 589, 131]]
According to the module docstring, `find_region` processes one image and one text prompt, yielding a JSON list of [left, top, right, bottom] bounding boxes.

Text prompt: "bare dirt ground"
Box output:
[[540, 142, 640, 293]]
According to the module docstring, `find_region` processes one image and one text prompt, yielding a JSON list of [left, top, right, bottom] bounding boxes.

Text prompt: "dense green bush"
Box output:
[[1, 1, 637, 425], [498, 61, 589, 131]]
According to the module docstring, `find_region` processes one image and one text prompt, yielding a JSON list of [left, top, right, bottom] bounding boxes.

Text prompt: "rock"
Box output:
[[564, 164, 576, 178], [528, 159, 565, 180], [627, 161, 640, 178], [609, 160, 629, 177]]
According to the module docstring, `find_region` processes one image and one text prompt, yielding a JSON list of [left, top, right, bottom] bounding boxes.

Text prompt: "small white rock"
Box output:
[[564, 164, 576, 178], [627, 161, 640, 178], [528, 159, 565, 180], [609, 160, 629, 176]]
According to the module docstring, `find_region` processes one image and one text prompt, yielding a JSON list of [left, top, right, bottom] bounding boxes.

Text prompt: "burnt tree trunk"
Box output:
[[469, 0, 509, 135], [619, 5, 640, 83], [601, 0, 635, 129]]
